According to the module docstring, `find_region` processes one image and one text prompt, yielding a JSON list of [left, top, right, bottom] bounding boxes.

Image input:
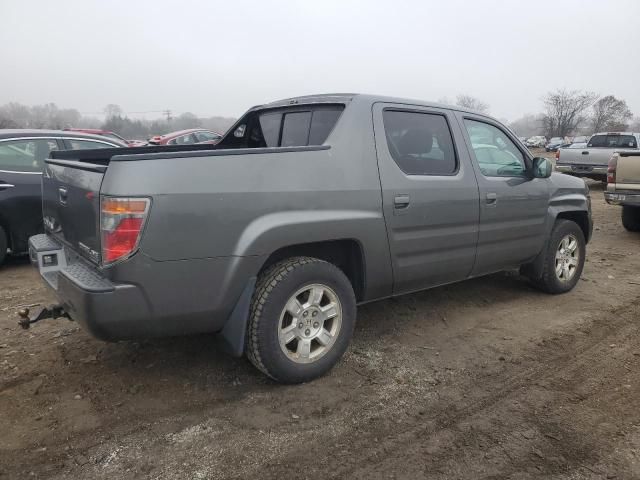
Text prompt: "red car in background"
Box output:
[[147, 128, 222, 146], [63, 128, 147, 147]]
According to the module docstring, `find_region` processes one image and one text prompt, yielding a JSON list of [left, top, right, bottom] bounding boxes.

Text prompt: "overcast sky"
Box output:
[[1, 0, 639, 121]]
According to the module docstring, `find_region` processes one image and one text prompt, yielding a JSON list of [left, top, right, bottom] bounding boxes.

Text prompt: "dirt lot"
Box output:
[[1, 178, 639, 479]]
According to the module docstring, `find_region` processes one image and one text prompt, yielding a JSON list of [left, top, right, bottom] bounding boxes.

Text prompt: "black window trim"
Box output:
[[461, 114, 532, 179], [382, 106, 460, 177]]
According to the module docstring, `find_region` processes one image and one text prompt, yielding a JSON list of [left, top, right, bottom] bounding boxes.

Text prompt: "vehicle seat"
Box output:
[[397, 128, 433, 173]]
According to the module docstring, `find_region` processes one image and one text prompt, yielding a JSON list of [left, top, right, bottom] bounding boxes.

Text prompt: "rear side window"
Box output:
[[382, 110, 457, 175], [0, 138, 59, 172], [588, 134, 637, 148]]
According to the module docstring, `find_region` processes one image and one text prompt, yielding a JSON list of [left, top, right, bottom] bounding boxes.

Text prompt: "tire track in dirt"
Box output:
[[257, 298, 640, 479]]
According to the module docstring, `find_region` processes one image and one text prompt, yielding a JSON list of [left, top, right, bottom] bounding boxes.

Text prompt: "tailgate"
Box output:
[[42, 158, 105, 264], [559, 148, 613, 166], [615, 151, 640, 186]]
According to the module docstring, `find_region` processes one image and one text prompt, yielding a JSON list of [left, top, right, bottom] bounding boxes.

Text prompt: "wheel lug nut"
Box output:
[[305, 329, 310, 336], [313, 322, 319, 328], [303, 311, 308, 317], [298, 323, 303, 329], [312, 311, 318, 317]]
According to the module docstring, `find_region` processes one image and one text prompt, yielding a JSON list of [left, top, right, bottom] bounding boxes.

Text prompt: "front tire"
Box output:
[[530, 219, 586, 294], [622, 206, 640, 232], [0, 226, 7, 266], [246, 257, 356, 384]]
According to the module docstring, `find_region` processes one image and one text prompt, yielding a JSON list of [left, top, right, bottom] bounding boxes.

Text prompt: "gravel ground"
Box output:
[[1, 177, 639, 479]]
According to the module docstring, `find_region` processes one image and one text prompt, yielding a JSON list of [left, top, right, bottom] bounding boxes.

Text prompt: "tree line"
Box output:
[[1, 93, 638, 140], [0, 103, 236, 140], [511, 90, 638, 138]]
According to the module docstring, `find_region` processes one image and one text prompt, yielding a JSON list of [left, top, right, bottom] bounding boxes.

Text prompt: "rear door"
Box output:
[[0, 137, 62, 253], [373, 103, 480, 294], [456, 113, 549, 275]]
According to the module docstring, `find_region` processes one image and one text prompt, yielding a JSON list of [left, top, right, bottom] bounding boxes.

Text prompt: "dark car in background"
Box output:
[[147, 128, 222, 146], [545, 137, 566, 152], [0, 130, 124, 265]]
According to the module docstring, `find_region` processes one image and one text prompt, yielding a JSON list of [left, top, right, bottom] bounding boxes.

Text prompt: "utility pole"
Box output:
[[163, 109, 173, 123]]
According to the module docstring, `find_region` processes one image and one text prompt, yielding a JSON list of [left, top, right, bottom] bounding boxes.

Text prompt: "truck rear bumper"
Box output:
[[555, 163, 607, 179], [28, 234, 261, 348], [29, 234, 153, 340], [604, 191, 640, 206]]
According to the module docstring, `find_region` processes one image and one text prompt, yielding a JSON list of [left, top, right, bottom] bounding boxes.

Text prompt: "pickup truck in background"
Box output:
[[26, 93, 592, 383], [605, 150, 640, 231], [556, 132, 640, 181]]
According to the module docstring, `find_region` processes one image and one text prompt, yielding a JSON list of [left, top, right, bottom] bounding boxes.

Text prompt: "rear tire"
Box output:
[[0, 226, 7, 266], [622, 206, 640, 232], [530, 219, 586, 294], [246, 257, 356, 384]]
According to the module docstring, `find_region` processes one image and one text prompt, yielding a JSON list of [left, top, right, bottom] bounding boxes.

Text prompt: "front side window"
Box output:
[[382, 110, 457, 175], [0, 138, 59, 172], [69, 139, 115, 150], [464, 120, 526, 177]]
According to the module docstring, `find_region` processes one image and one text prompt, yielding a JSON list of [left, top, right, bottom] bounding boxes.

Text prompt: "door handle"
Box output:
[[394, 194, 410, 209], [486, 192, 497, 205], [581, 151, 589, 155], [0, 183, 15, 191], [58, 186, 68, 204]]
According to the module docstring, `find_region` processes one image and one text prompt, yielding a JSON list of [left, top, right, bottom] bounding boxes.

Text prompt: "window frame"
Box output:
[[381, 107, 460, 177], [65, 138, 121, 150], [0, 137, 66, 174], [462, 116, 532, 179]]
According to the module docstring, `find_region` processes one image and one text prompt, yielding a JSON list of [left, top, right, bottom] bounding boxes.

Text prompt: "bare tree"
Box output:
[[103, 104, 123, 119], [630, 117, 640, 132], [542, 89, 598, 138], [591, 95, 633, 132], [456, 94, 489, 113]]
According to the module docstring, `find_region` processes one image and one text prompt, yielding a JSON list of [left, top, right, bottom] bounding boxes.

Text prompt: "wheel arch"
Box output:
[[258, 239, 366, 302]]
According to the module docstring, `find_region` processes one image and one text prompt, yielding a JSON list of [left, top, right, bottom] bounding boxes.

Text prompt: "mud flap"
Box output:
[[216, 277, 256, 357]]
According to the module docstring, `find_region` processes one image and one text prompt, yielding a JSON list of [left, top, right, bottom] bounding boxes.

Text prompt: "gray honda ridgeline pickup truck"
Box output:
[[27, 94, 592, 383]]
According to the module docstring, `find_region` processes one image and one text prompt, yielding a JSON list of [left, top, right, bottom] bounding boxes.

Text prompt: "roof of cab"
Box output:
[[256, 93, 493, 119]]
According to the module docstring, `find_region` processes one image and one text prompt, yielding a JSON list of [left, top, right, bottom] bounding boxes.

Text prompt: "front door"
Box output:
[[373, 103, 480, 295], [456, 114, 549, 275]]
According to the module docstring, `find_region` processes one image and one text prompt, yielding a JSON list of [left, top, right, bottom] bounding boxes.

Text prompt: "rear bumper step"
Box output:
[[555, 164, 608, 176], [605, 191, 640, 206], [28, 234, 149, 340]]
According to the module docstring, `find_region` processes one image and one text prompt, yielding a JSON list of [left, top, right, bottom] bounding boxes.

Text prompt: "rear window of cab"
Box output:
[[218, 104, 344, 149], [588, 134, 637, 148]]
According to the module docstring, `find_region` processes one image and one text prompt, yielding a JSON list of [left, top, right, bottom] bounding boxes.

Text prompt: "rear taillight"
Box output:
[[555, 150, 560, 160], [101, 197, 150, 264], [607, 153, 618, 184]]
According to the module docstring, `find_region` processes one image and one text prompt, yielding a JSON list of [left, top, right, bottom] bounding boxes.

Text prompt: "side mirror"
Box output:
[[532, 157, 552, 178]]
